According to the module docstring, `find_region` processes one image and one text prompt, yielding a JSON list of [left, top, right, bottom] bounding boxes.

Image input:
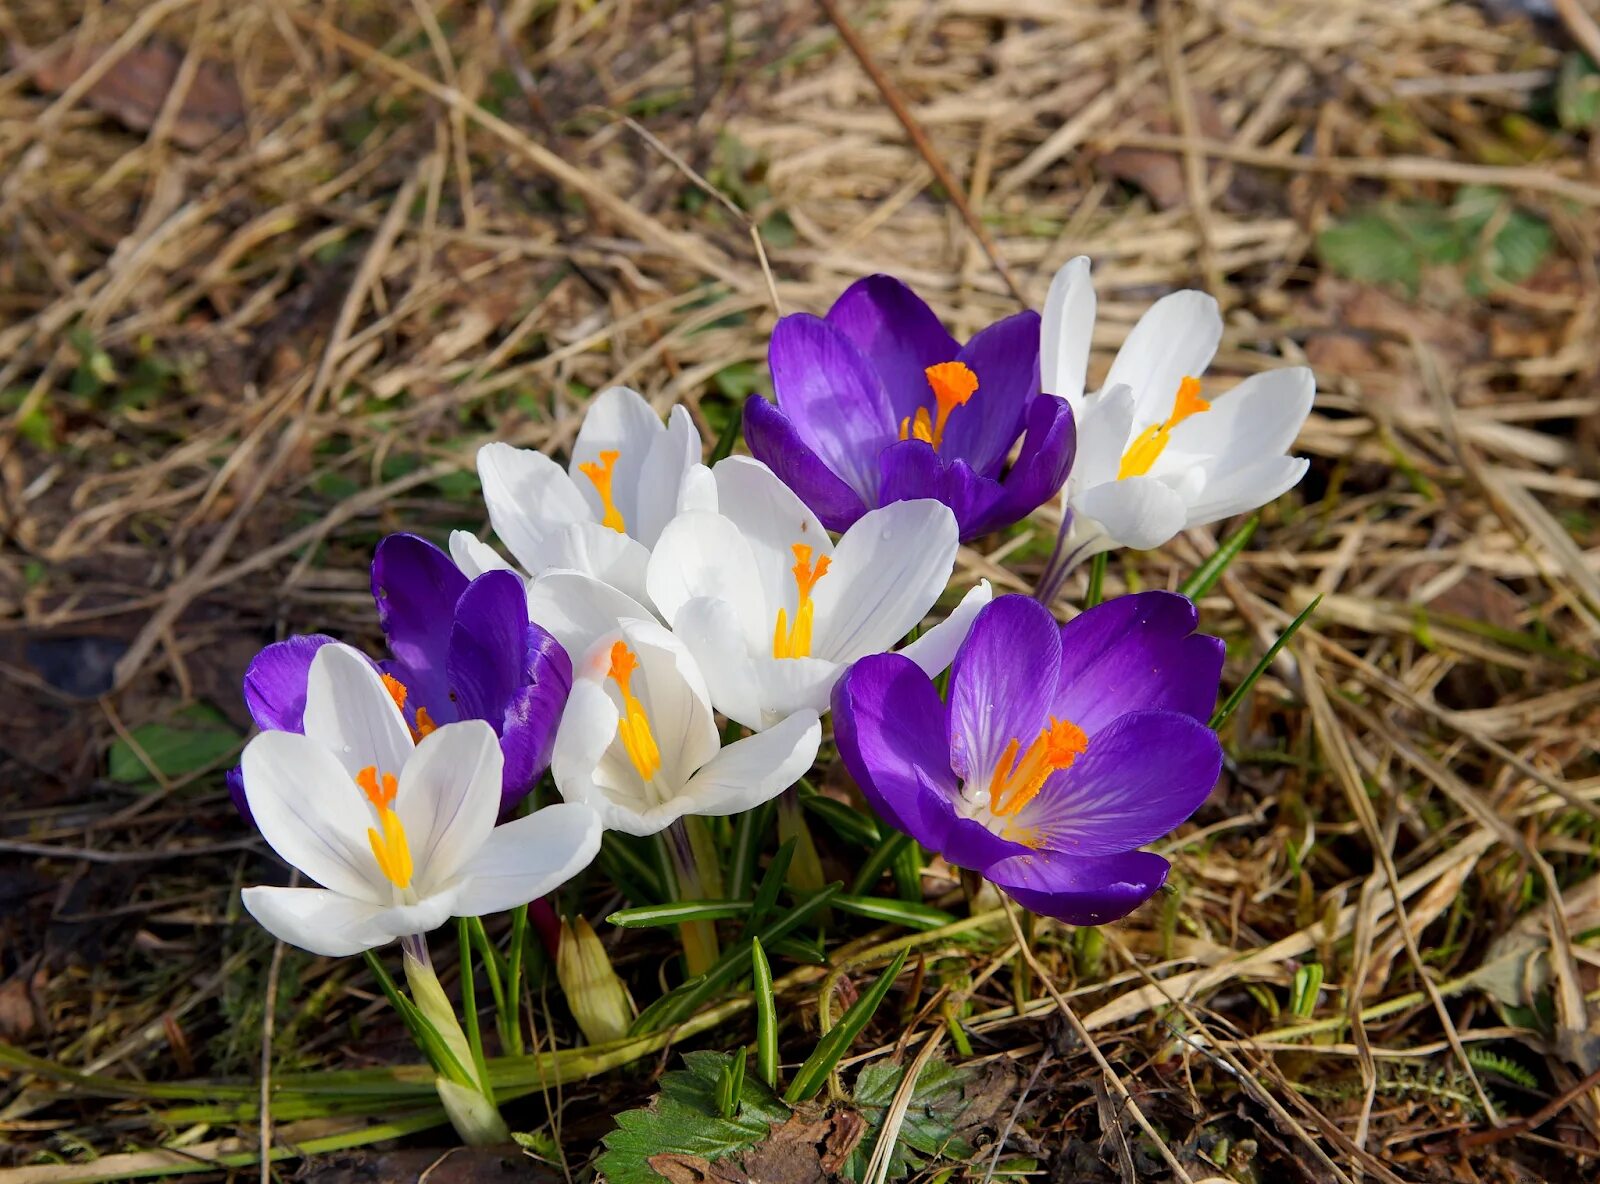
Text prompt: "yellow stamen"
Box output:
[[607, 642, 660, 782], [357, 765, 413, 889], [1117, 375, 1210, 479], [898, 361, 979, 451], [771, 543, 832, 659], [578, 449, 626, 533], [986, 717, 1088, 819]]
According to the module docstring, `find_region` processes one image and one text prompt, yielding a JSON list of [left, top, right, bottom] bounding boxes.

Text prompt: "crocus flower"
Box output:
[[551, 615, 820, 835], [635, 456, 990, 731], [458, 386, 715, 607], [231, 533, 571, 822], [1036, 257, 1313, 598], [832, 592, 1223, 924], [745, 275, 1075, 540], [240, 642, 601, 956]]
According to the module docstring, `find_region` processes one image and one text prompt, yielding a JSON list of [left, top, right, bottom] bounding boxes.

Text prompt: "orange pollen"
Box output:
[[381, 673, 437, 743], [607, 641, 660, 782], [772, 543, 832, 659], [986, 717, 1089, 818], [578, 449, 626, 534], [1117, 375, 1211, 480], [356, 765, 399, 808], [898, 361, 979, 451], [413, 706, 437, 739]]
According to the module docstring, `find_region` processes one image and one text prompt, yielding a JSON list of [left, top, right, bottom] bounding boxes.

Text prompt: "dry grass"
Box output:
[[1, 0, 1598, 1181]]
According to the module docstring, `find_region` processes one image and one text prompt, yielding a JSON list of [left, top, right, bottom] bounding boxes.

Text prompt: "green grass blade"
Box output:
[[850, 829, 910, 895], [729, 798, 776, 899], [783, 948, 909, 1103], [1179, 514, 1259, 599], [746, 837, 797, 931], [607, 899, 754, 927], [801, 791, 880, 848], [830, 893, 955, 931], [1211, 594, 1321, 728], [751, 938, 778, 1089], [1084, 551, 1108, 608]]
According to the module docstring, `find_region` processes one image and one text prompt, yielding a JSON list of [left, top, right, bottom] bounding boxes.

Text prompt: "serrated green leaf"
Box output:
[[1557, 52, 1600, 131], [595, 1051, 790, 1184], [1317, 212, 1423, 291], [845, 1058, 975, 1182], [107, 703, 241, 786]]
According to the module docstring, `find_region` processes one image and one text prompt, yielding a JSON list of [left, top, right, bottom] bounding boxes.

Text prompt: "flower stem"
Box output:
[[660, 817, 723, 976], [402, 941, 509, 1147], [1011, 909, 1035, 1011]]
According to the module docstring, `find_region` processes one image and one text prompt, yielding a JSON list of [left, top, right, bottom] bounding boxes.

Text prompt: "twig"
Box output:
[[814, 0, 1025, 305]]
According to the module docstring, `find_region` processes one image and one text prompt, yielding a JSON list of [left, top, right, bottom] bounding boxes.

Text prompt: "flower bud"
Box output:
[[557, 916, 636, 1045]]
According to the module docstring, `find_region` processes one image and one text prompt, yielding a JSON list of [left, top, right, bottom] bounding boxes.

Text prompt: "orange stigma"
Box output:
[[356, 765, 413, 888], [898, 361, 978, 451], [607, 641, 660, 781], [772, 543, 832, 659], [381, 673, 437, 743], [578, 449, 626, 533], [987, 717, 1089, 820], [1117, 376, 1210, 479]]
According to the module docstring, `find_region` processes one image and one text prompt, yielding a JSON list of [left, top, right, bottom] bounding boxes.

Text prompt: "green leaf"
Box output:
[[830, 894, 956, 932], [1178, 514, 1258, 599], [851, 830, 912, 895], [846, 1057, 976, 1182], [608, 900, 753, 928], [596, 1051, 791, 1184], [1211, 595, 1321, 729], [107, 703, 241, 786], [785, 949, 909, 1102], [1556, 52, 1600, 131], [751, 939, 778, 1090], [1317, 211, 1424, 291], [801, 792, 880, 848], [1083, 551, 1107, 609]]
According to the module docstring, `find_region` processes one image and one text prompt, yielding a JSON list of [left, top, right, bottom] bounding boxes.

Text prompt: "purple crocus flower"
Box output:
[[228, 533, 571, 823], [832, 591, 1224, 924], [745, 275, 1075, 540]]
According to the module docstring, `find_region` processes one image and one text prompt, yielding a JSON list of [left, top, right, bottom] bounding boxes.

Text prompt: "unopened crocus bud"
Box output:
[[557, 916, 636, 1045]]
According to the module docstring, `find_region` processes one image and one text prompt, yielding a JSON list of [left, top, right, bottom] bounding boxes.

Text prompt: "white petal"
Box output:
[[1074, 476, 1189, 551], [898, 580, 993, 677], [646, 511, 767, 647], [452, 803, 602, 917], [449, 530, 516, 580], [747, 655, 840, 729], [1041, 256, 1095, 403], [633, 405, 705, 547], [552, 680, 623, 803], [670, 596, 770, 731], [526, 571, 656, 660], [1184, 456, 1310, 527], [538, 522, 652, 605], [681, 709, 821, 816], [1103, 290, 1223, 428], [241, 886, 391, 956], [397, 720, 503, 894], [810, 499, 958, 664], [678, 462, 718, 515], [711, 456, 832, 608], [1069, 385, 1137, 492], [1169, 366, 1314, 462], [478, 442, 592, 572], [568, 387, 662, 530], [301, 642, 413, 780], [242, 730, 385, 901]]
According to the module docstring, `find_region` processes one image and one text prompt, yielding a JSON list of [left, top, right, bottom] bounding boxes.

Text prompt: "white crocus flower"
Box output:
[[551, 615, 821, 835], [642, 456, 991, 731], [453, 387, 716, 607], [1039, 257, 1314, 583], [240, 643, 601, 957]]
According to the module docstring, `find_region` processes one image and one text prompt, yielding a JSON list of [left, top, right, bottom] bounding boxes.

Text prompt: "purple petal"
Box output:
[[742, 395, 869, 532], [1011, 710, 1221, 855], [824, 275, 959, 426], [948, 596, 1061, 783], [965, 395, 1076, 537], [938, 310, 1041, 477], [243, 634, 336, 732], [984, 850, 1170, 924], [495, 628, 571, 812], [447, 570, 533, 725], [768, 314, 897, 504], [831, 653, 959, 850], [937, 809, 1033, 871], [876, 440, 1006, 542], [1053, 591, 1224, 734], [372, 533, 468, 712], [227, 765, 253, 826]]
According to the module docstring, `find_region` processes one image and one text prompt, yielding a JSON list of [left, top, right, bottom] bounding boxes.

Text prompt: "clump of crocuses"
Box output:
[[832, 592, 1225, 923], [745, 275, 1075, 541], [232, 532, 571, 822]]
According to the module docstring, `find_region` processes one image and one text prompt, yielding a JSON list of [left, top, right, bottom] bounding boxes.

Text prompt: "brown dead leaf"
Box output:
[[738, 1114, 833, 1184], [818, 1110, 866, 1175], [1398, 564, 1523, 631], [0, 975, 38, 1039], [20, 40, 244, 150], [1099, 95, 1228, 210], [648, 1153, 748, 1184]]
